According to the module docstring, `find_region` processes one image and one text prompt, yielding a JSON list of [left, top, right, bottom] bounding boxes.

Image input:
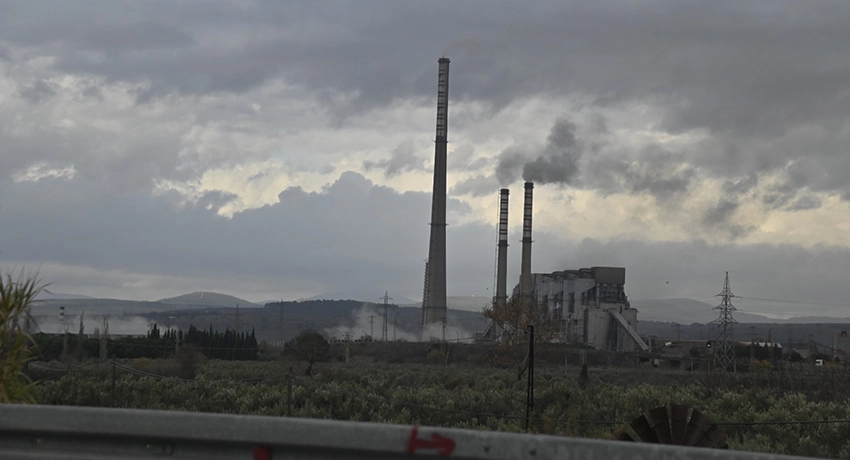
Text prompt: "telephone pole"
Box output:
[[279, 301, 285, 341], [379, 291, 393, 342], [525, 325, 535, 432], [713, 272, 737, 372]]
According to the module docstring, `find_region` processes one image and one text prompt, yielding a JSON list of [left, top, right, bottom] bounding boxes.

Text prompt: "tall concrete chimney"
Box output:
[[495, 188, 510, 309], [491, 188, 510, 340], [520, 181, 534, 299], [422, 57, 450, 336]]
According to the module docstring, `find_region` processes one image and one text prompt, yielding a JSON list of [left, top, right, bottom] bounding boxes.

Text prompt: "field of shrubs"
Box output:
[[29, 357, 850, 458]]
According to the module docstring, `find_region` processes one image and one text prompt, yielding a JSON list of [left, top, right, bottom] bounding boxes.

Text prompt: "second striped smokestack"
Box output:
[[520, 181, 534, 299], [495, 188, 510, 310]]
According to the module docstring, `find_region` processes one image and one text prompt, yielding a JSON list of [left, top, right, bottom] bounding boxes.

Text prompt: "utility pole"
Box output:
[[712, 272, 737, 372], [749, 326, 757, 365], [100, 318, 109, 362], [279, 301, 285, 342], [392, 314, 397, 342], [525, 325, 535, 432], [442, 318, 446, 342], [380, 291, 393, 342], [788, 324, 793, 356], [809, 334, 815, 366]]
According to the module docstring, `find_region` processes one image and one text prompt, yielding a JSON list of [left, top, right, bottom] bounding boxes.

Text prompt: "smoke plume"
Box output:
[[494, 119, 584, 186], [522, 119, 583, 184]]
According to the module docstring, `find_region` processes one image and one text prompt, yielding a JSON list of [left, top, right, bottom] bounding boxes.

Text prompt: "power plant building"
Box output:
[[520, 267, 649, 352]]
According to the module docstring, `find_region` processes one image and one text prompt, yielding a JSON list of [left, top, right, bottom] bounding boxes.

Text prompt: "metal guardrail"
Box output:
[[0, 404, 817, 460]]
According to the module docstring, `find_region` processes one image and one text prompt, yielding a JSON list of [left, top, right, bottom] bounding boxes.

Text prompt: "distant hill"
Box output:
[[631, 298, 775, 324], [158, 292, 260, 308], [396, 296, 491, 312], [307, 292, 419, 305], [35, 291, 93, 300], [146, 298, 489, 342]]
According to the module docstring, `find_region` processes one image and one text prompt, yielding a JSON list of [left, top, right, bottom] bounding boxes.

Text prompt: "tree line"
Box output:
[[32, 324, 259, 362]]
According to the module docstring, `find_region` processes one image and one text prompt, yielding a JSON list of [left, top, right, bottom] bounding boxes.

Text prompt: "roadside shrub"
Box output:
[[426, 350, 446, 365], [0, 272, 42, 403]]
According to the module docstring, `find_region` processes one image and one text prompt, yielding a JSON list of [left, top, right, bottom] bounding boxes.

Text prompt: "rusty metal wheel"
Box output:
[[617, 404, 727, 448]]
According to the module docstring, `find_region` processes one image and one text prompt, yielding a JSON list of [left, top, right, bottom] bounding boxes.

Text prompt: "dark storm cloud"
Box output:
[[362, 142, 426, 178], [449, 174, 500, 198], [5, 1, 850, 196], [699, 199, 754, 239], [722, 174, 759, 195], [0, 172, 490, 298], [3, 0, 849, 132], [582, 146, 696, 202], [787, 194, 822, 211], [18, 80, 57, 104], [703, 199, 739, 225]]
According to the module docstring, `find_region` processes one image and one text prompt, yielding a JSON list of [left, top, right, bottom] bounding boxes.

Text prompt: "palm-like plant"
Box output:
[[0, 272, 42, 403]]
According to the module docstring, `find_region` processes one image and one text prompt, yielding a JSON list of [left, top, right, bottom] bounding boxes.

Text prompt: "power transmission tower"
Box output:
[[712, 272, 737, 372], [379, 291, 393, 342]]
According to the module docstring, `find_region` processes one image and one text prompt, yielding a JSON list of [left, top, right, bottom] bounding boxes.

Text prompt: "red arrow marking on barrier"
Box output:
[[407, 426, 456, 456]]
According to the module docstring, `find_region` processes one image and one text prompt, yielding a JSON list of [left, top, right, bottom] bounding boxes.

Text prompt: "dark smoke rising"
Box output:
[[494, 147, 526, 186], [522, 119, 583, 184], [494, 119, 584, 186]]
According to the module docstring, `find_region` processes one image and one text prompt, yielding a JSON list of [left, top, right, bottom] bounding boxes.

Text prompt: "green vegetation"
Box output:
[[30, 324, 258, 362], [30, 358, 850, 458], [0, 272, 42, 403]]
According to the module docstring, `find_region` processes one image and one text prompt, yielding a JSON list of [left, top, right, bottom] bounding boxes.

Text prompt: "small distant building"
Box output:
[[521, 267, 649, 352]]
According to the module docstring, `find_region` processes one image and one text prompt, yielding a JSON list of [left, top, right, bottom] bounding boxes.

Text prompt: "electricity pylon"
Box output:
[[713, 271, 737, 372]]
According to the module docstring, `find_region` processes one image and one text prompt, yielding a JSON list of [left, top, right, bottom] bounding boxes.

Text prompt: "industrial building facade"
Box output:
[[522, 267, 648, 352]]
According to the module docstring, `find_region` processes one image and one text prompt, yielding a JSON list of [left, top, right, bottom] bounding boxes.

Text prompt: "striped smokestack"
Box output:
[[422, 57, 450, 337], [520, 181, 534, 299], [491, 188, 510, 340], [495, 189, 509, 309]]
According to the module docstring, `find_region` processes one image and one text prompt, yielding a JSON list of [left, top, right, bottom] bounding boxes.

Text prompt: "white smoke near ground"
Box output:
[[325, 303, 419, 342], [324, 304, 476, 343], [31, 314, 169, 336], [421, 319, 476, 344]]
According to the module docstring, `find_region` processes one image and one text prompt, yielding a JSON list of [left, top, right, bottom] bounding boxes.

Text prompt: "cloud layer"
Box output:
[[3, 1, 850, 317]]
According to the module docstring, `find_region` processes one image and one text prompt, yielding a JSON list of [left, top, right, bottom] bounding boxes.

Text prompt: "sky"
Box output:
[[3, 1, 850, 317]]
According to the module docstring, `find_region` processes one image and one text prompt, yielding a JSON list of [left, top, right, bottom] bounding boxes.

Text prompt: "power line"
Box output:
[[736, 296, 847, 309]]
